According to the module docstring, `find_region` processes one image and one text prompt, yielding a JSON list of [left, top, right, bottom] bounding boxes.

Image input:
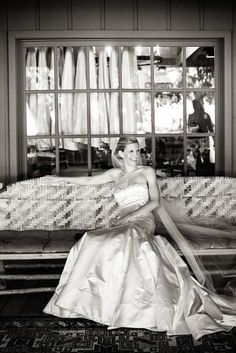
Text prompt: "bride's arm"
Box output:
[[55, 168, 120, 185], [116, 167, 160, 224], [116, 200, 159, 225]]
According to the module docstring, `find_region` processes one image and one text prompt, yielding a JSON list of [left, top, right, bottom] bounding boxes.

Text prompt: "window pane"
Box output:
[[26, 94, 55, 135], [58, 93, 87, 135], [57, 47, 87, 90], [91, 138, 118, 173], [90, 92, 120, 134], [59, 138, 88, 176], [122, 46, 150, 89], [91, 137, 150, 174], [27, 139, 56, 178], [26, 47, 54, 90], [90, 46, 119, 89], [154, 46, 183, 89], [187, 137, 215, 176], [187, 92, 215, 133], [155, 92, 183, 133], [155, 137, 184, 177], [123, 92, 151, 134], [186, 47, 215, 88], [141, 137, 153, 167]]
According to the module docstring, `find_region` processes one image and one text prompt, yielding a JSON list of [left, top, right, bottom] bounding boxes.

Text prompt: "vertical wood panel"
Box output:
[[105, 0, 134, 30], [72, 0, 102, 30], [233, 2, 236, 176], [7, 0, 37, 30], [137, 0, 167, 30], [171, 0, 200, 30], [203, 0, 232, 30], [0, 0, 8, 184], [39, 0, 69, 30]]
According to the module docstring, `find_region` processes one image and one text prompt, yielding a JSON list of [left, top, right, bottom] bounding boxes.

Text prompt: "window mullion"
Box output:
[[54, 46, 60, 175], [150, 46, 156, 170], [22, 44, 27, 179], [86, 46, 92, 176], [215, 43, 221, 175], [183, 46, 187, 177], [118, 46, 123, 135]]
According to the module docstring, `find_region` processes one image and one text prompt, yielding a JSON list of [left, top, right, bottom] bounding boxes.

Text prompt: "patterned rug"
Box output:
[[0, 317, 235, 353]]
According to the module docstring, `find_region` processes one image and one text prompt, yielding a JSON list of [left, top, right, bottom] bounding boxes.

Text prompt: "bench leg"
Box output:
[[0, 260, 6, 289]]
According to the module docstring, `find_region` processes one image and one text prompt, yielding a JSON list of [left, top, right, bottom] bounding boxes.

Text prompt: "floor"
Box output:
[[1, 260, 236, 353], [0, 291, 52, 317]]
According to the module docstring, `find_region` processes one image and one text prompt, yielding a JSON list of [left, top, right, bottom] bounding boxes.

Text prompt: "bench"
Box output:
[[0, 176, 235, 295]]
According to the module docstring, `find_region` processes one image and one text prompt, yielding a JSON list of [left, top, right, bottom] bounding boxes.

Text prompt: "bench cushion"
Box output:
[[0, 230, 80, 254], [0, 228, 236, 256]]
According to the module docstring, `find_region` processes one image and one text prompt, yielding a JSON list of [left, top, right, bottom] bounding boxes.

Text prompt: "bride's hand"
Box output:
[[115, 214, 137, 225]]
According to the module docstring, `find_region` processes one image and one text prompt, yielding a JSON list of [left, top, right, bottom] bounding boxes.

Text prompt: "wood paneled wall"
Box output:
[[5, 0, 234, 31], [0, 0, 235, 182], [0, 0, 8, 184]]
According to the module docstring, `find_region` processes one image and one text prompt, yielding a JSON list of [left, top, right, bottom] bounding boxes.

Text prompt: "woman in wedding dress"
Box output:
[[44, 136, 236, 340]]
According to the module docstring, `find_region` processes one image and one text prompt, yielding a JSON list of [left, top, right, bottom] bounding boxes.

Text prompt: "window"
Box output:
[[23, 41, 218, 178]]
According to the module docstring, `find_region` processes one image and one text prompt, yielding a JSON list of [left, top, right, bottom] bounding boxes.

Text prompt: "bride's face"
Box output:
[[119, 143, 140, 168]]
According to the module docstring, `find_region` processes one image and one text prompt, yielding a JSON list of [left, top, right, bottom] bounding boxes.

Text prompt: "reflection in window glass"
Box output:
[[154, 46, 183, 89], [155, 137, 184, 177], [122, 47, 150, 89], [27, 139, 56, 178], [26, 94, 55, 135], [187, 137, 215, 176], [155, 92, 183, 133], [187, 92, 215, 133], [123, 92, 151, 134], [91, 138, 117, 174], [186, 47, 215, 88], [90, 93, 119, 135], [59, 138, 88, 176], [26, 47, 54, 90]]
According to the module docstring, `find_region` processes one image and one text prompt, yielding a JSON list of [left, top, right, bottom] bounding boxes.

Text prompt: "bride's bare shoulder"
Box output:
[[140, 166, 156, 178], [105, 168, 122, 180]]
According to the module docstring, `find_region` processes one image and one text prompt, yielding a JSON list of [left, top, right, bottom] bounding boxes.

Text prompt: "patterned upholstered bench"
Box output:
[[0, 176, 235, 294]]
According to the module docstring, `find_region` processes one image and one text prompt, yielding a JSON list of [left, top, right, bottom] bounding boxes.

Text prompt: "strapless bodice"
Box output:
[[114, 182, 149, 217]]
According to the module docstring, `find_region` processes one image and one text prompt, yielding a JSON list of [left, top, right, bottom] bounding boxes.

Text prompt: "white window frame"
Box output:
[[8, 30, 232, 182]]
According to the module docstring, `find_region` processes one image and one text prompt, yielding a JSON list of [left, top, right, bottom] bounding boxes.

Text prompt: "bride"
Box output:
[[44, 136, 236, 340]]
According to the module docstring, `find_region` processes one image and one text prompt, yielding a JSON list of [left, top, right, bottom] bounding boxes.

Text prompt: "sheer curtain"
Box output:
[[26, 47, 53, 149], [26, 48, 37, 137], [98, 48, 110, 142], [37, 48, 51, 135], [122, 47, 145, 149], [122, 47, 136, 134], [73, 48, 87, 144], [89, 48, 100, 147], [60, 47, 77, 150], [26, 46, 144, 150]]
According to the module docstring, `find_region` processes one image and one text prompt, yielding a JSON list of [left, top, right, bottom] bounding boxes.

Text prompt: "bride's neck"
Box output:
[[122, 166, 137, 174]]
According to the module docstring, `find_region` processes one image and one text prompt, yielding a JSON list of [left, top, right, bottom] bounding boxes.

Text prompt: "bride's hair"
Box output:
[[112, 136, 139, 168]]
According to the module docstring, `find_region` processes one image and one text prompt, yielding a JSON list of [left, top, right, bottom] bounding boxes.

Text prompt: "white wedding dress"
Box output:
[[44, 180, 236, 339]]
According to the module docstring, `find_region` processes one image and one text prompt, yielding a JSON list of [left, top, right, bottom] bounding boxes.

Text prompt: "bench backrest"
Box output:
[[0, 176, 235, 231], [159, 177, 236, 224]]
